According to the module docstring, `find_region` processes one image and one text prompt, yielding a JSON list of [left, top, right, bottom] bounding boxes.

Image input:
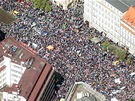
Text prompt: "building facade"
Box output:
[[84, 0, 135, 55], [120, 6, 135, 54], [51, 0, 83, 10], [0, 37, 55, 101]]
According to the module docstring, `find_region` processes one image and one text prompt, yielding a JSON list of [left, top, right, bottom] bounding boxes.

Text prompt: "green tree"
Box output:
[[32, 0, 41, 9], [102, 40, 110, 52], [31, 0, 51, 12], [126, 58, 131, 65], [108, 45, 117, 54], [45, 1, 51, 12], [115, 48, 126, 60]]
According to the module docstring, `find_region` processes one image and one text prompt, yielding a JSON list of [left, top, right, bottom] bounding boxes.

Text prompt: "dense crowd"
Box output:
[[0, 0, 135, 101]]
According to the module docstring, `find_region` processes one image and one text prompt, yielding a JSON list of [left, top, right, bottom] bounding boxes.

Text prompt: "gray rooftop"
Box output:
[[77, 96, 97, 101], [65, 82, 106, 101], [106, 0, 135, 13]]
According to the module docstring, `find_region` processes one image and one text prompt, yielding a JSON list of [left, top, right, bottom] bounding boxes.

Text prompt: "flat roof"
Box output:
[[0, 8, 16, 24], [2, 37, 53, 100], [66, 82, 106, 101], [105, 0, 131, 13]]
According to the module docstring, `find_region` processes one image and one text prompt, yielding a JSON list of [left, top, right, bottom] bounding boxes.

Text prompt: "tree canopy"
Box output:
[[31, 0, 51, 12]]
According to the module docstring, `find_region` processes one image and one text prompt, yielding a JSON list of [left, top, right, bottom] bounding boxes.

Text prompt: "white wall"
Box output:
[[120, 21, 135, 55], [3, 56, 11, 86], [0, 57, 26, 87], [83, 0, 123, 43], [10, 63, 26, 85], [2, 92, 26, 101]]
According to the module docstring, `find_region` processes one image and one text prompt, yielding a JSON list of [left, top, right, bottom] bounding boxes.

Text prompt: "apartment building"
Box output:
[[0, 37, 55, 101], [84, 0, 135, 55]]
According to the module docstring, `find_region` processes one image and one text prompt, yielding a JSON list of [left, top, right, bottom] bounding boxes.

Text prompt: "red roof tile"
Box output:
[[122, 6, 135, 29]]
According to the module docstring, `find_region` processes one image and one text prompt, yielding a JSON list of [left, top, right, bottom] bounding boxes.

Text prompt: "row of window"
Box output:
[[11, 73, 21, 79], [120, 38, 133, 48], [93, 5, 119, 22], [11, 78, 18, 84], [0, 77, 6, 84], [12, 64, 23, 71], [11, 69, 22, 75], [121, 30, 135, 45], [93, 14, 119, 36]]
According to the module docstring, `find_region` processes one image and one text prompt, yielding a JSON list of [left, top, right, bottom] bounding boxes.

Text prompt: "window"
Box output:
[[108, 11, 109, 16], [99, 5, 101, 9], [108, 22, 110, 27], [108, 17, 110, 21], [11, 74, 18, 78], [11, 69, 22, 74]]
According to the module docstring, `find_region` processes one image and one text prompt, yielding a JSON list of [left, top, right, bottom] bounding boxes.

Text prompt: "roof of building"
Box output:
[[122, 6, 135, 29], [65, 82, 106, 101], [1, 37, 53, 100], [76, 96, 97, 101], [120, 0, 135, 6], [0, 8, 16, 24], [105, 0, 133, 13]]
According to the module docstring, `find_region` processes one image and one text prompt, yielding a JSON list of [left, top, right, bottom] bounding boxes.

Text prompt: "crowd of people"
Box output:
[[0, 0, 135, 101]]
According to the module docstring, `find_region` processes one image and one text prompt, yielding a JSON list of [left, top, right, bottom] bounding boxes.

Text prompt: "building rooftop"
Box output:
[[122, 6, 135, 29], [1, 37, 52, 100], [120, 0, 135, 6], [105, 0, 134, 13], [65, 82, 106, 101]]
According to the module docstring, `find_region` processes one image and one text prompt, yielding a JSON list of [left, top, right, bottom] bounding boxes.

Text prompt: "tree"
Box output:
[[34, 0, 41, 9], [45, 1, 51, 12], [108, 45, 117, 54], [102, 40, 110, 52], [115, 48, 126, 61], [31, 0, 51, 12], [126, 58, 131, 65]]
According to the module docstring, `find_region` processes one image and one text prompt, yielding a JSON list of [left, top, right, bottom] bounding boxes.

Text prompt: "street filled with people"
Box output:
[[0, 0, 135, 101]]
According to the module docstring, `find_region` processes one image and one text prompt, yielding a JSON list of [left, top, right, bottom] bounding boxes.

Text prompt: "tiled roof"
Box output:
[[2, 37, 53, 100], [122, 6, 135, 28]]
